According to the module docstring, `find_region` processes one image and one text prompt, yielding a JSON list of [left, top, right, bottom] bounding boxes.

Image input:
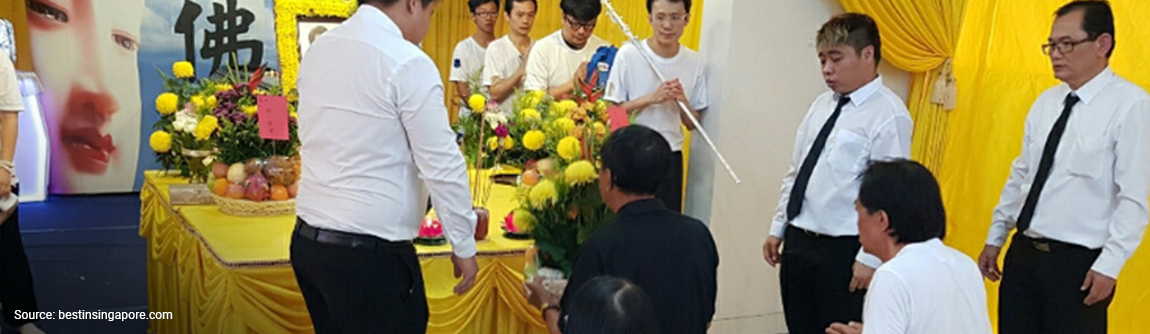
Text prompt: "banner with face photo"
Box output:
[[24, 0, 280, 193]]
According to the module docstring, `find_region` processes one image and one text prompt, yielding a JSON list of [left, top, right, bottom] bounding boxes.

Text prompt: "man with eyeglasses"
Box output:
[[977, 2, 1150, 334], [483, 0, 537, 115], [451, 0, 499, 116], [602, 0, 705, 213], [524, 0, 610, 98]]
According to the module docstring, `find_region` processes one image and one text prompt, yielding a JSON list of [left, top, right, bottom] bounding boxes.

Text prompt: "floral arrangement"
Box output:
[[507, 71, 618, 276], [150, 61, 224, 183]]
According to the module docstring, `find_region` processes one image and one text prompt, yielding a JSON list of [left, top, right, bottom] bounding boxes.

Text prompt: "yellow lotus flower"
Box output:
[[193, 115, 219, 140], [242, 105, 259, 116], [149, 131, 172, 153], [554, 118, 576, 133], [487, 136, 499, 151], [565, 160, 597, 186], [503, 137, 515, 150], [190, 95, 206, 109], [172, 61, 194, 79], [519, 108, 541, 121], [528, 180, 558, 208], [523, 130, 546, 151], [557, 136, 581, 161], [512, 209, 536, 232], [468, 94, 486, 111], [155, 93, 179, 115], [215, 84, 233, 92]]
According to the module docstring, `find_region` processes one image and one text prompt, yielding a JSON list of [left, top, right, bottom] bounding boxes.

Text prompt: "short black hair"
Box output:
[[564, 276, 660, 334], [817, 13, 882, 66], [600, 125, 671, 196], [505, 0, 538, 16], [857, 159, 946, 243], [1056, 0, 1115, 57], [646, 0, 691, 14], [359, 0, 437, 7], [468, 0, 499, 14], [560, 0, 602, 22]]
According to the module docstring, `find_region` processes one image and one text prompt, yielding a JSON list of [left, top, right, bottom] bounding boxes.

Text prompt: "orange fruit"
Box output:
[[213, 179, 229, 196], [270, 185, 289, 201]]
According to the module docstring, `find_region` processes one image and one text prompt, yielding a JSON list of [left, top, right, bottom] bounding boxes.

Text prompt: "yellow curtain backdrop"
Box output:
[[423, 0, 705, 122], [945, 1, 1150, 333], [838, 0, 966, 174]]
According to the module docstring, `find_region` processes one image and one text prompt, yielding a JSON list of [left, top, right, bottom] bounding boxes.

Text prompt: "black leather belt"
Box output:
[[1016, 234, 1096, 253], [295, 218, 412, 250]]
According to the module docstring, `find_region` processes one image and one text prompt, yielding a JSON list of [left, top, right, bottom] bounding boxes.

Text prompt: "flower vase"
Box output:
[[181, 148, 214, 183]]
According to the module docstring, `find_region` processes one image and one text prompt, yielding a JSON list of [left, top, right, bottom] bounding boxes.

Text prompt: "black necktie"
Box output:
[[786, 96, 851, 221], [1016, 93, 1080, 233]]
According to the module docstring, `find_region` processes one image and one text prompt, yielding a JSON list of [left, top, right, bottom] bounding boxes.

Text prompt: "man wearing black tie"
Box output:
[[761, 13, 913, 334], [978, 2, 1150, 334]]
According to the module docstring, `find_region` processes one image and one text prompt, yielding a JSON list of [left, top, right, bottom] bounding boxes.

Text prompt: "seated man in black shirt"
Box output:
[[527, 125, 720, 334]]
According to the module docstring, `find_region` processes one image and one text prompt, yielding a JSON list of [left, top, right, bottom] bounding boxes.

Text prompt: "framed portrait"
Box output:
[[296, 18, 343, 62]]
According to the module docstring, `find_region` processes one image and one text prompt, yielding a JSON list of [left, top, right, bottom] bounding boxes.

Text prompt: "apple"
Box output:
[[212, 162, 229, 178], [245, 174, 269, 202], [225, 184, 245, 199]]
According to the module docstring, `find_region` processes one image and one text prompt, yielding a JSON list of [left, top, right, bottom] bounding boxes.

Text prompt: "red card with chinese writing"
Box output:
[[607, 106, 629, 131], [257, 96, 290, 140]]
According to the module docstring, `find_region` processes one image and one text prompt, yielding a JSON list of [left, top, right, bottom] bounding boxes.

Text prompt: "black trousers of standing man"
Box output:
[[779, 225, 864, 334], [0, 186, 39, 328], [291, 218, 429, 334], [1000, 234, 1110, 334]]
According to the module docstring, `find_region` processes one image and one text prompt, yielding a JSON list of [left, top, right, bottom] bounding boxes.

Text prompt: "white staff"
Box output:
[[599, 0, 741, 184]]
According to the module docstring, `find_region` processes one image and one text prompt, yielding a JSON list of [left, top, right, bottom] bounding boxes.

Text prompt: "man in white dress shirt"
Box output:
[[523, 0, 610, 98], [761, 13, 913, 334], [977, 2, 1150, 334], [483, 0, 537, 115], [826, 159, 992, 334], [293, 1, 480, 333], [450, 0, 498, 115], [603, 0, 706, 213]]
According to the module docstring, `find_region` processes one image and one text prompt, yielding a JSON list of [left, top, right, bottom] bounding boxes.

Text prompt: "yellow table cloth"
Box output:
[[139, 171, 547, 334]]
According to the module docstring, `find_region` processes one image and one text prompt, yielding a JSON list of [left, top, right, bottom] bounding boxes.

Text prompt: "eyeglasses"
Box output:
[[1042, 37, 1096, 55], [564, 16, 596, 31], [475, 11, 498, 19], [652, 14, 687, 24]]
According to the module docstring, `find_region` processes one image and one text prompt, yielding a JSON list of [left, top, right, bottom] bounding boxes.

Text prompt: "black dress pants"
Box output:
[[779, 226, 864, 334], [1000, 234, 1109, 334]]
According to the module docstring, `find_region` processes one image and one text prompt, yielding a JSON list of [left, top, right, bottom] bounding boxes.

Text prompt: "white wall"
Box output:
[[689, 0, 908, 332]]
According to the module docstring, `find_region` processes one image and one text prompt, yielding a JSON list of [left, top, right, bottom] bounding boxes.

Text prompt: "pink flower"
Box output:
[[419, 218, 443, 237], [494, 124, 510, 138]]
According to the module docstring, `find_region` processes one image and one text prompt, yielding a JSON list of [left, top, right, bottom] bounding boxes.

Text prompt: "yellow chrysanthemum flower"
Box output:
[[503, 137, 515, 150], [523, 130, 546, 151], [155, 93, 179, 115], [565, 160, 597, 186], [468, 94, 487, 111], [519, 108, 541, 121], [594, 100, 608, 114], [557, 136, 581, 161], [528, 180, 558, 208], [512, 209, 536, 232], [552, 100, 578, 115], [149, 131, 172, 153], [530, 90, 546, 100], [215, 84, 233, 92], [487, 136, 499, 151], [206, 95, 218, 109], [172, 61, 195, 79], [193, 116, 219, 140], [593, 122, 606, 138], [554, 118, 576, 133], [190, 95, 205, 109], [242, 105, 258, 116]]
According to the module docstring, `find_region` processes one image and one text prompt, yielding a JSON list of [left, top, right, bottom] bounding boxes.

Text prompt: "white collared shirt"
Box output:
[[483, 35, 528, 115], [604, 39, 708, 152], [296, 5, 477, 257], [863, 239, 993, 334], [770, 76, 913, 267], [987, 67, 1150, 278], [524, 30, 609, 91]]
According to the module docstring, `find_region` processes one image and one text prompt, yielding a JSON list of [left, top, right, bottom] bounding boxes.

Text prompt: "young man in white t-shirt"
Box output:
[[524, 0, 610, 98], [450, 0, 499, 115], [603, 0, 705, 213], [483, 0, 537, 115], [826, 159, 992, 334]]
